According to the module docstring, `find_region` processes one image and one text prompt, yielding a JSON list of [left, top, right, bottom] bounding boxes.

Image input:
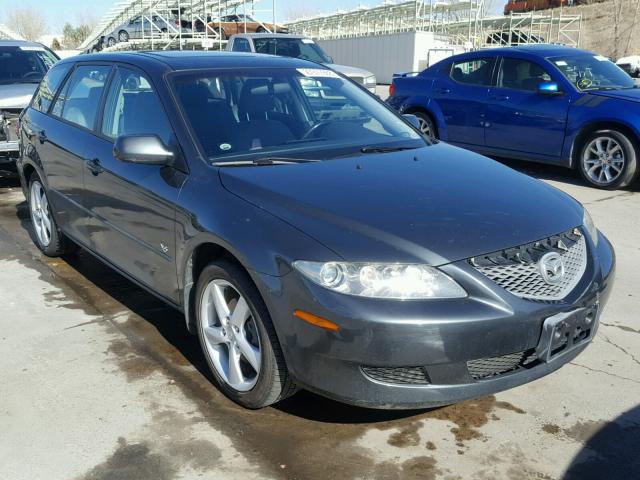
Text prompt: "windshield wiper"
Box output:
[[212, 157, 320, 167], [360, 145, 418, 154]]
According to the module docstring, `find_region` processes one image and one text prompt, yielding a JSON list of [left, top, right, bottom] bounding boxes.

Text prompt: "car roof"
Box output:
[[476, 44, 595, 58], [232, 33, 306, 40], [0, 39, 49, 48], [62, 50, 322, 71]]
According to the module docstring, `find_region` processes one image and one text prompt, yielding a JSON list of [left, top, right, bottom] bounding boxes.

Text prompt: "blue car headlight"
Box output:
[[293, 261, 467, 300], [583, 208, 599, 246]]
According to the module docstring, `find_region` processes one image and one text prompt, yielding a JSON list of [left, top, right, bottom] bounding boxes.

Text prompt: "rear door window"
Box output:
[[52, 65, 111, 130], [450, 58, 495, 86], [32, 62, 72, 113]]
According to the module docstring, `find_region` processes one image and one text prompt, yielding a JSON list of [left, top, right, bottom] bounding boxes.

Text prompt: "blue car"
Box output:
[[388, 45, 640, 189]]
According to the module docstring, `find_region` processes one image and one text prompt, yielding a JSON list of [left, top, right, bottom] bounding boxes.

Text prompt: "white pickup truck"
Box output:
[[0, 40, 58, 170], [616, 55, 640, 78]]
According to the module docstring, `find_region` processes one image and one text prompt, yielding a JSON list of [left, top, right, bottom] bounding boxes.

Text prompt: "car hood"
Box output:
[[589, 88, 640, 103], [327, 63, 375, 79], [0, 83, 38, 109], [219, 143, 584, 265]]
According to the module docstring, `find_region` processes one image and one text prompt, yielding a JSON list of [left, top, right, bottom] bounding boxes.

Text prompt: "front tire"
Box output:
[[578, 129, 638, 189], [28, 174, 75, 257], [195, 259, 296, 408], [118, 30, 129, 42]]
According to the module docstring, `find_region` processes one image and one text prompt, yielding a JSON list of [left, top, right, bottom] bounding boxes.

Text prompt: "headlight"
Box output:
[[364, 75, 376, 86], [293, 261, 467, 300], [583, 208, 598, 246]]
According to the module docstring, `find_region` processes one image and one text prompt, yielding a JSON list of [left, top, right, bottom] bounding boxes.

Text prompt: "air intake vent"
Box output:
[[467, 350, 537, 380], [362, 366, 430, 385]]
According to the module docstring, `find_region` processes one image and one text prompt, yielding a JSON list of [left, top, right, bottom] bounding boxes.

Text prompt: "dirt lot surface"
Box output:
[[0, 161, 638, 480]]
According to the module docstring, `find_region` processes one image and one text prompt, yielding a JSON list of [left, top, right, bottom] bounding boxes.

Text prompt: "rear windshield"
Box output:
[[0, 46, 58, 85], [253, 38, 332, 64], [172, 67, 422, 162]]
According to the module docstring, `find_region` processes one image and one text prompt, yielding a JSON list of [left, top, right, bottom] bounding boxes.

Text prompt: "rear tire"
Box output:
[[107, 37, 116, 47], [28, 174, 76, 257], [412, 111, 437, 142], [195, 259, 296, 408], [256, 26, 268, 33], [578, 129, 638, 190], [118, 30, 129, 42]]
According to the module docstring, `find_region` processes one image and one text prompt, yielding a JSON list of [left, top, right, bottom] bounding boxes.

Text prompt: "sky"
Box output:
[[1, 0, 507, 34]]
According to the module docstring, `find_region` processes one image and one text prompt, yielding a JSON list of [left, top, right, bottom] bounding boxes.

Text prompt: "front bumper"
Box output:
[[259, 232, 615, 409]]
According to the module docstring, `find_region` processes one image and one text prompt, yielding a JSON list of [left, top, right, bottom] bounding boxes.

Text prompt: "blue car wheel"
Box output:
[[578, 129, 639, 190]]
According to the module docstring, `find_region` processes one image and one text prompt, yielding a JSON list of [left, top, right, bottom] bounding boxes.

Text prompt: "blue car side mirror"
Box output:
[[538, 81, 562, 95]]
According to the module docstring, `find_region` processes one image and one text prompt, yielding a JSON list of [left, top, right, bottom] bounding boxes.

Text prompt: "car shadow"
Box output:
[[563, 404, 640, 480], [50, 244, 424, 424], [492, 156, 640, 192]]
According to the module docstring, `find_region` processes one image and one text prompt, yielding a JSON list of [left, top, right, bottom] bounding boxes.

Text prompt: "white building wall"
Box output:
[[318, 31, 464, 84]]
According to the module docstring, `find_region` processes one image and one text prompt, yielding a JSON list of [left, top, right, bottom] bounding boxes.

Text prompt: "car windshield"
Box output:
[[0, 45, 57, 85], [173, 67, 423, 163], [236, 14, 257, 22], [550, 54, 635, 91], [253, 38, 332, 64]]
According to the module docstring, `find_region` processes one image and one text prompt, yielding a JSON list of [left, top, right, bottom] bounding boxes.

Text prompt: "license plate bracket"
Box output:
[[536, 304, 599, 362]]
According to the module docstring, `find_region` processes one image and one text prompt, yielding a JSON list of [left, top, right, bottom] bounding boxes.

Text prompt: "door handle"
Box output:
[[436, 88, 451, 94], [489, 94, 510, 101], [37, 130, 47, 144], [86, 158, 104, 176]]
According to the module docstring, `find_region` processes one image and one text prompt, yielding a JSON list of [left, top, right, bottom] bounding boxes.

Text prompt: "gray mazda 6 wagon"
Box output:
[[17, 51, 615, 409]]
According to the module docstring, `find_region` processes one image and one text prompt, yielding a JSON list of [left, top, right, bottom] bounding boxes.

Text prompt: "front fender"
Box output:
[[564, 99, 640, 164]]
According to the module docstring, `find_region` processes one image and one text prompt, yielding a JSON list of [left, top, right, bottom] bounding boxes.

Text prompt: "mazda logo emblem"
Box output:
[[539, 252, 565, 285]]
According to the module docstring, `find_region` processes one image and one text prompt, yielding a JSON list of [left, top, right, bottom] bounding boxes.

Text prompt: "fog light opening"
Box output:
[[294, 310, 340, 332]]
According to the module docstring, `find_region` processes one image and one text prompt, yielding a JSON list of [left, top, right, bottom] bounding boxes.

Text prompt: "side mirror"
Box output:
[[537, 81, 562, 95], [327, 56, 334, 64], [403, 113, 421, 130], [113, 135, 174, 165]]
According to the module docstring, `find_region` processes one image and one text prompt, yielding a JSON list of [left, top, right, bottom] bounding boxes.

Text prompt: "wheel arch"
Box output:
[[570, 120, 640, 169], [402, 105, 440, 138], [182, 239, 264, 334]]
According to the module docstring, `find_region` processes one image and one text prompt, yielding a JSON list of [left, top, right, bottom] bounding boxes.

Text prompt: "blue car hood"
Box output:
[[590, 88, 640, 103], [219, 143, 584, 265]]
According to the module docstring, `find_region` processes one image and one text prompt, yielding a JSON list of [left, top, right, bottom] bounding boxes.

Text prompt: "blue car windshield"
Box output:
[[172, 67, 423, 162], [550, 54, 635, 91]]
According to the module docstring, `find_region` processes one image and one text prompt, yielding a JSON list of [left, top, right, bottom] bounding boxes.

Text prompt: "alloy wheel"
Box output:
[[30, 180, 52, 247], [199, 279, 261, 392], [417, 116, 434, 140], [582, 136, 625, 186]]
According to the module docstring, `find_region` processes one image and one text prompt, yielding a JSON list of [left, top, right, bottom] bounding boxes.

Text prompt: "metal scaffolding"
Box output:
[[286, 0, 582, 49], [0, 24, 24, 41], [79, 0, 276, 52]]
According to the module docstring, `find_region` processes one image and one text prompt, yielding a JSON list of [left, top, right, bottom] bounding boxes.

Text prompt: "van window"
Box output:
[[52, 65, 111, 129], [232, 38, 252, 53]]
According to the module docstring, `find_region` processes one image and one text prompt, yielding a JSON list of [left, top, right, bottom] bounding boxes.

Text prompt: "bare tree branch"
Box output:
[[5, 6, 47, 41]]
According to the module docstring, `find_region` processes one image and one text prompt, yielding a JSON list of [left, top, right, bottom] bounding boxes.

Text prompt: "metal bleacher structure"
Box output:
[[79, 0, 276, 52], [0, 24, 25, 41], [285, 0, 583, 50]]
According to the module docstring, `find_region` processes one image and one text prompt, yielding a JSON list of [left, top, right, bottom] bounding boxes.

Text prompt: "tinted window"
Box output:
[[232, 38, 252, 52], [253, 38, 332, 64], [450, 58, 494, 86], [173, 68, 422, 161], [52, 65, 110, 129], [101, 67, 172, 144], [498, 58, 552, 91], [32, 62, 72, 113], [0, 45, 58, 85]]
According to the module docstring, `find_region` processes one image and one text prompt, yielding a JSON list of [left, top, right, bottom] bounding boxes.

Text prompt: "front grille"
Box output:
[[470, 228, 588, 301], [362, 366, 429, 385], [467, 350, 537, 380]]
